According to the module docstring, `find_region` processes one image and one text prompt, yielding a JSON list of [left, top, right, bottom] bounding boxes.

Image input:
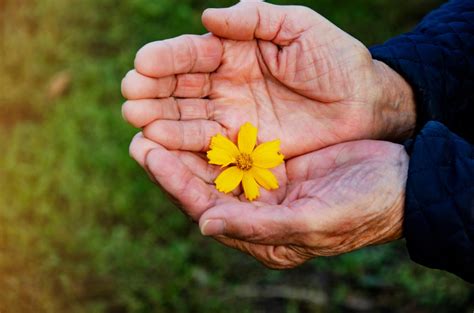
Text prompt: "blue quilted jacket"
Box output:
[[370, 0, 474, 283]]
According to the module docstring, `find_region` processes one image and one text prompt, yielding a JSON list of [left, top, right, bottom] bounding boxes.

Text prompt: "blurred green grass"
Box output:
[[0, 0, 472, 312]]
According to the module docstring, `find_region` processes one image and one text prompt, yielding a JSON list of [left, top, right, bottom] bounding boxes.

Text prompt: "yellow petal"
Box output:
[[238, 122, 258, 154], [252, 140, 284, 169], [207, 134, 239, 166], [242, 172, 260, 201], [250, 167, 279, 190], [215, 166, 243, 193], [207, 148, 235, 167]]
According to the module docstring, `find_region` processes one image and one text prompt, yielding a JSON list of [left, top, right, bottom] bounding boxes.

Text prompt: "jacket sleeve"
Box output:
[[369, 0, 474, 283], [370, 0, 474, 142], [404, 121, 474, 283]]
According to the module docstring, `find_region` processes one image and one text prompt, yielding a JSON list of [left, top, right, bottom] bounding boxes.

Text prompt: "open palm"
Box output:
[[130, 133, 407, 268], [121, 2, 411, 159]]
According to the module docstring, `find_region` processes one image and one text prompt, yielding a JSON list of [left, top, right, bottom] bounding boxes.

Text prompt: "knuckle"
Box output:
[[264, 246, 300, 269], [202, 74, 211, 97], [205, 99, 215, 120], [158, 76, 177, 98], [177, 35, 198, 72]]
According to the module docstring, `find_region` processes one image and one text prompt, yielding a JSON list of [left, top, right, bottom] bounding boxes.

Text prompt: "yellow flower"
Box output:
[[207, 122, 284, 201]]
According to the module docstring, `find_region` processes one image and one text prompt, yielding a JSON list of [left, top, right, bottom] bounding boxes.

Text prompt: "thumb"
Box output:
[[198, 202, 305, 245], [201, 2, 314, 43]]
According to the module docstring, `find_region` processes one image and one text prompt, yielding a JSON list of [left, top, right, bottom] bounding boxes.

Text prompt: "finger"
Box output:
[[129, 132, 160, 184], [202, 2, 314, 44], [174, 73, 212, 98], [198, 202, 306, 245], [130, 132, 239, 192], [174, 151, 220, 184], [174, 151, 244, 196], [122, 70, 212, 100], [257, 40, 284, 76], [122, 98, 213, 128], [145, 144, 220, 220], [122, 98, 180, 128], [121, 70, 176, 100], [143, 120, 225, 152], [135, 34, 223, 78], [130, 133, 238, 218], [129, 132, 160, 168]]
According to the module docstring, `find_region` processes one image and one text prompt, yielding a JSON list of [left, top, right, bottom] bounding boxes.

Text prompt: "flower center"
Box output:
[[235, 153, 253, 171]]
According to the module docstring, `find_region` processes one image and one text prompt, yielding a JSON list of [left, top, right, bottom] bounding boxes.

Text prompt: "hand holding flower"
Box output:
[[123, 1, 414, 269], [130, 133, 408, 268]]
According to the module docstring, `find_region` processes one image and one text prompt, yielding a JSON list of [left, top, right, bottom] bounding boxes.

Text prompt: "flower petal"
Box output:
[[207, 148, 235, 167], [252, 139, 284, 169], [238, 122, 258, 154], [242, 172, 260, 201], [250, 167, 279, 190], [207, 134, 239, 166], [215, 166, 243, 193]]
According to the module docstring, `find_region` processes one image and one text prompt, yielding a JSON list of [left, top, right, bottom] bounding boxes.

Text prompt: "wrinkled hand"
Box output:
[[121, 1, 416, 159], [130, 134, 408, 268]]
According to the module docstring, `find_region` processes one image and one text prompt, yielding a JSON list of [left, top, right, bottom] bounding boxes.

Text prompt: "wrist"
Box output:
[[372, 60, 417, 141]]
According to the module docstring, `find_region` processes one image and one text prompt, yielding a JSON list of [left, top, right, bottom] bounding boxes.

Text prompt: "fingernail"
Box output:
[[200, 219, 225, 236]]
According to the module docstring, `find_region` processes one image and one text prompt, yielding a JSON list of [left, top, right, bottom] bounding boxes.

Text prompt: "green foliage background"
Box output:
[[0, 0, 472, 312]]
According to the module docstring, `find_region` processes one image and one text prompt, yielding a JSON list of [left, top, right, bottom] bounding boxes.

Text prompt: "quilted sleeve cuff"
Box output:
[[404, 121, 474, 283]]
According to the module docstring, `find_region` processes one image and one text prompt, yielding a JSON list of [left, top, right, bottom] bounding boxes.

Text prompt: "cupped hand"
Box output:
[[130, 134, 408, 269], [121, 1, 416, 159]]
